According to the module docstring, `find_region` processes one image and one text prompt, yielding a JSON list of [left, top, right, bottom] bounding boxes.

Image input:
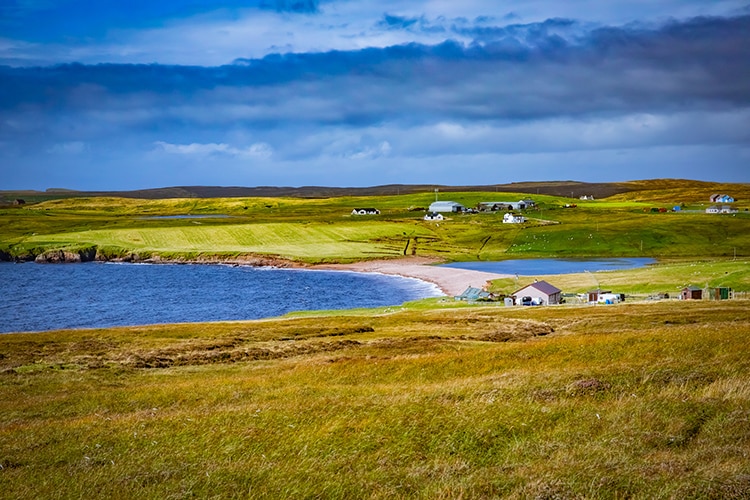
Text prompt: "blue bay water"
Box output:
[[0, 262, 442, 333]]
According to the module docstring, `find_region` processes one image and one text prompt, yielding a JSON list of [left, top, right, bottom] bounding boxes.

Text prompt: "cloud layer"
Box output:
[[1, 1, 749, 189]]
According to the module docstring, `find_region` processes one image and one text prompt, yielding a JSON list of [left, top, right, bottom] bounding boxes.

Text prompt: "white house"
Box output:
[[512, 280, 562, 305], [428, 201, 465, 213], [503, 213, 525, 224], [710, 194, 735, 203], [351, 208, 380, 215], [424, 212, 444, 221], [706, 205, 720, 214]]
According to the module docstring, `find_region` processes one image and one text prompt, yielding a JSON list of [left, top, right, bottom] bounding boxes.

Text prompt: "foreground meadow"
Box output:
[[1, 300, 749, 498]]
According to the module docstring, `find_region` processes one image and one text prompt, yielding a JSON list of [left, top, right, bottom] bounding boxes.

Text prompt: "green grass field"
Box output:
[[1, 179, 749, 498], [2, 184, 749, 263], [1, 300, 749, 498]]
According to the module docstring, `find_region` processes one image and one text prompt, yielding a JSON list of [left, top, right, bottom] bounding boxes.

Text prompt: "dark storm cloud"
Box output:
[[2, 13, 748, 129]]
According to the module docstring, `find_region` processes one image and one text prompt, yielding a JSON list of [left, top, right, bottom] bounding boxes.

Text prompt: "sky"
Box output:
[[1, 0, 749, 190]]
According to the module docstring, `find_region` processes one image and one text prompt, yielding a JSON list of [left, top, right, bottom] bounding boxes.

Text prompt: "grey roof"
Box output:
[[455, 286, 491, 300], [515, 280, 561, 296], [430, 201, 463, 207]]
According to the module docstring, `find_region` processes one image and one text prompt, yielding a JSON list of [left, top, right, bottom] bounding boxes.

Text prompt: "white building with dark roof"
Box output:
[[513, 280, 562, 305]]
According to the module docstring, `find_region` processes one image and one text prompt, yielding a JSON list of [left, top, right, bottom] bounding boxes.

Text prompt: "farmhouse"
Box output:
[[428, 201, 465, 213], [423, 212, 444, 221], [710, 194, 735, 203], [681, 286, 703, 300], [513, 280, 562, 305], [503, 213, 525, 224], [351, 208, 380, 215]]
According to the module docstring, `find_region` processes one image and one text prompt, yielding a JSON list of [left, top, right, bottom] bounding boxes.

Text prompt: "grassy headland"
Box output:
[[1, 180, 749, 263]]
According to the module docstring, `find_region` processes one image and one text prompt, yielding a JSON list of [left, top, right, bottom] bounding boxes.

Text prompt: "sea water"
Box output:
[[0, 262, 442, 333]]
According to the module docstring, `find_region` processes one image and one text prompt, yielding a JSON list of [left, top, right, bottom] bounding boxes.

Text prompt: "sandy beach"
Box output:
[[315, 257, 514, 296]]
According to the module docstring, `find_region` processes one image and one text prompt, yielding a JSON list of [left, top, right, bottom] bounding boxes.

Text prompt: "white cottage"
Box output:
[[513, 280, 562, 305], [351, 208, 380, 215], [503, 213, 525, 224]]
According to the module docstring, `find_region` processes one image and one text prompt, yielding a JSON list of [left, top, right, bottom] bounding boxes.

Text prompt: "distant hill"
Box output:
[[1, 179, 747, 204]]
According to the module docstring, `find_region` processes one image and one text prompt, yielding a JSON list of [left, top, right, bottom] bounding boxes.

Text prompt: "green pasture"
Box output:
[[20, 221, 437, 262], [2, 190, 749, 263]]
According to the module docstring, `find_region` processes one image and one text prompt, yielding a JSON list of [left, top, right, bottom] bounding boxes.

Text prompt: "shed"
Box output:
[[708, 287, 732, 300], [587, 289, 612, 303], [512, 280, 562, 305], [479, 200, 529, 211], [681, 286, 703, 300], [428, 201, 465, 213], [455, 286, 493, 302], [597, 293, 621, 304]]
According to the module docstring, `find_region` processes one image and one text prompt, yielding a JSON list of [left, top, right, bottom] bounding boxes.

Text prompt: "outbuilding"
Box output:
[[512, 280, 562, 305], [455, 286, 494, 302], [479, 200, 531, 211], [428, 201, 465, 213], [681, 286, 703, 300], [587, 289, 612, 303]]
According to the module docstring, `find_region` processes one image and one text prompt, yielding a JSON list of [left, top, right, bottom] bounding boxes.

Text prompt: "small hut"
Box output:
[[681, 286, 703, 300]]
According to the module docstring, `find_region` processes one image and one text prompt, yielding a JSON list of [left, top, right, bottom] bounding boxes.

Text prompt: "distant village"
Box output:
[[351, 192, 741, 308], [454, 280, 736, 307]]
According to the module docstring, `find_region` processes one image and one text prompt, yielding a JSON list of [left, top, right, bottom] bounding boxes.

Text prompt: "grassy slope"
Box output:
[[2, 187, 749, 263], [1, 300, 749, 498]]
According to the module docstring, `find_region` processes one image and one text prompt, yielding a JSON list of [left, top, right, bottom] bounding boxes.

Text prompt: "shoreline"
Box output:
[[313, 256, 513, 296], [6, 253, 512, 297]]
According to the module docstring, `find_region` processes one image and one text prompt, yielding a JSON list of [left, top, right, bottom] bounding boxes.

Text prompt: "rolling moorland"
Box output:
[[1, 178, 749, 498]]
